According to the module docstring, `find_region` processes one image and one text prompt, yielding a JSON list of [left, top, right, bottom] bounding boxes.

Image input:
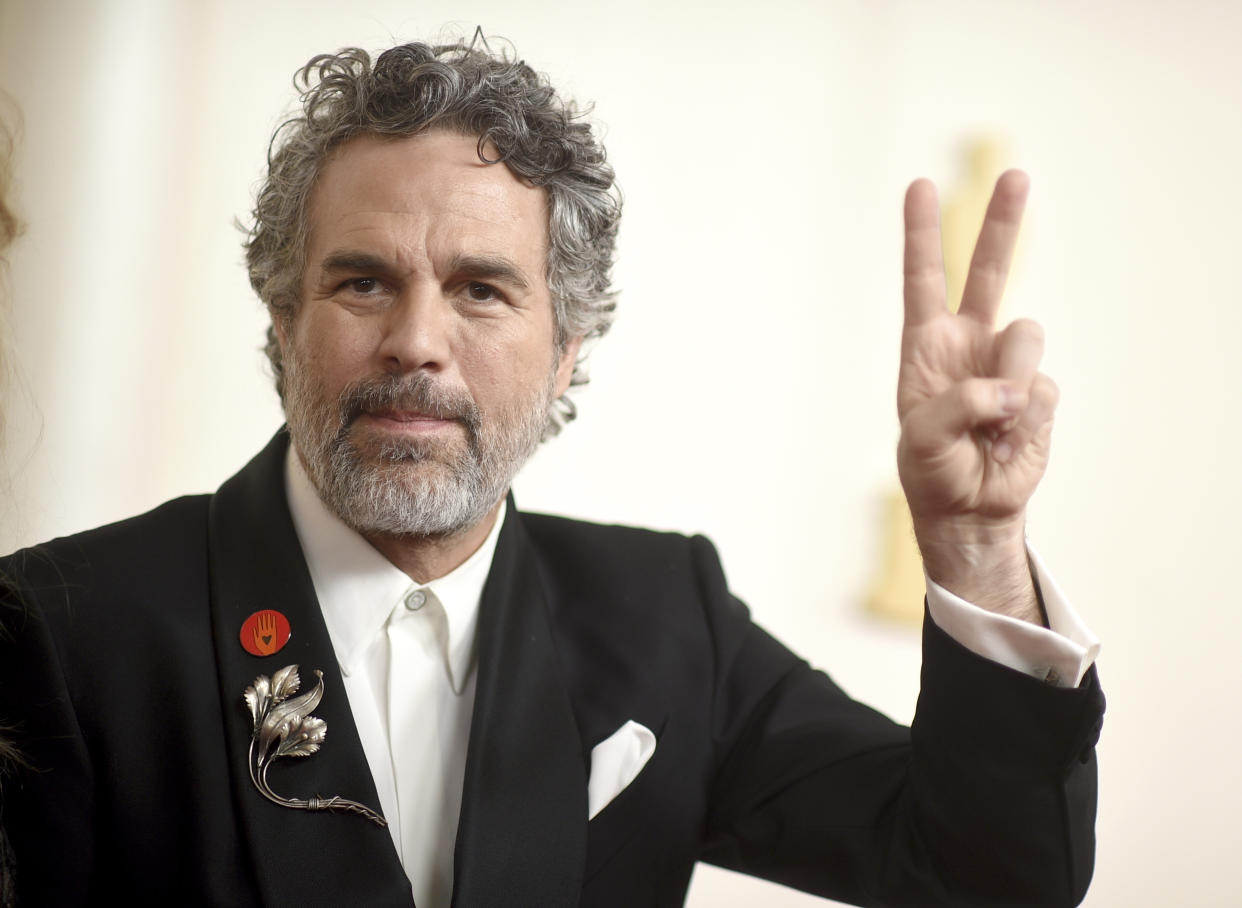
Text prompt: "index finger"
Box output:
[[903, 178, 948, 328]]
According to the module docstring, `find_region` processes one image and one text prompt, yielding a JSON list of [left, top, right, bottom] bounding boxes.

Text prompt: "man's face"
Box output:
[[279, 130, 579, 539]]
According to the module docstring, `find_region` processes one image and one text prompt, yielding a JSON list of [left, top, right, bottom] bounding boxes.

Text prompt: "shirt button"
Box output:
[[405, 589, 427, 611]]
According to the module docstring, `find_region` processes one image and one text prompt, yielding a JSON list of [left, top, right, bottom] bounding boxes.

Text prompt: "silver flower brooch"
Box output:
[[243, 664, 386, 827]]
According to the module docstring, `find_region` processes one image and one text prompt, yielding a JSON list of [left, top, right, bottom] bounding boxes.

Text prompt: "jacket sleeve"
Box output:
[[0, 554, 97, 907], [691, 535, 1105, 908]]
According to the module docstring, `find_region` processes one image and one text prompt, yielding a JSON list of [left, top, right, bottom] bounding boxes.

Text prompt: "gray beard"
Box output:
[[283, 357, 554, 539]]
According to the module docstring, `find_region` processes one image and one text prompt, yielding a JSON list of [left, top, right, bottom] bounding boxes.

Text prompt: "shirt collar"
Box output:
[[284, 444, 503, 690]]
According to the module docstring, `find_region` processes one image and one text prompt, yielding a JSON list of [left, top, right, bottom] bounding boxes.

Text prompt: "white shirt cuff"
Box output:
[[924, 545, 1100, 688]]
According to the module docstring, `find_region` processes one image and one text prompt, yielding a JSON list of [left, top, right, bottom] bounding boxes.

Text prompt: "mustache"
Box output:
[[338, 373, 481, 430]]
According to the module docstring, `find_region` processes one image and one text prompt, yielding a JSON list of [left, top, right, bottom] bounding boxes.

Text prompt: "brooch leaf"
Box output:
[[243, 665, 386, 827]]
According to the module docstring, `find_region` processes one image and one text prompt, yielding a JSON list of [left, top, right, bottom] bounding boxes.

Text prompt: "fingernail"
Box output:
[[993, 440, 1012, 463]]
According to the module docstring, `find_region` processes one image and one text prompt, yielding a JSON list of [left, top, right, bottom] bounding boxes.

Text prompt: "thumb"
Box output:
[[900, 378, 1026, 458]]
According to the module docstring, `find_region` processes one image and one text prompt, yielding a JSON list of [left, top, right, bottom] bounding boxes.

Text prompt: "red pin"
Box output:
[[240, 609, 292, 657]]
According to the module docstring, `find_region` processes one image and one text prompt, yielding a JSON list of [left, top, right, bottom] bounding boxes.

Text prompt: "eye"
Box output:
[[342, 278, 381, 295], [465, 281, 499, 302]]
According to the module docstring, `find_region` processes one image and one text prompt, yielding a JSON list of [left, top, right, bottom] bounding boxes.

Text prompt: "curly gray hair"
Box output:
[[243, 38, 621, 434]]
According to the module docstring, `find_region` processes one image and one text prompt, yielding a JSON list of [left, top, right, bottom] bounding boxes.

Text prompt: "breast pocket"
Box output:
[[584, 713, 716, 883]]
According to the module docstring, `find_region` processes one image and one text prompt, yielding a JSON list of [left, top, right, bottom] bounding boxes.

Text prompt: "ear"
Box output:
[[554, 336, 583, 397], [271, 309, 291, 351]]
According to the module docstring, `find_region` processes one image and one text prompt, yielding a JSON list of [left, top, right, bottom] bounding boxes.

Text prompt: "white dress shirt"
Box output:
[[926, 546, 1100, 686], [286, 449, 500, 908], [284, 447, 1099, 908]]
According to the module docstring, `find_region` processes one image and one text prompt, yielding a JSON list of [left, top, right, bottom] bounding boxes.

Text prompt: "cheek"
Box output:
[[293, 315, 377, 386], [456, 344, 512, 402], [457, 332, 557, 405]]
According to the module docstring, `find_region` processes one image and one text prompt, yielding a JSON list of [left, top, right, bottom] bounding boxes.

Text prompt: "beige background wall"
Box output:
[[2, 1, 1239, 904]]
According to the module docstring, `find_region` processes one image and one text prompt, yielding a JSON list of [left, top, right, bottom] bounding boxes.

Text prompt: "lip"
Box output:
[[357, 410, 459, 434]]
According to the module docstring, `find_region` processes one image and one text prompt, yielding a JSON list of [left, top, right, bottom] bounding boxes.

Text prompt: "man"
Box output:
[[0, 39, 1103, 907]]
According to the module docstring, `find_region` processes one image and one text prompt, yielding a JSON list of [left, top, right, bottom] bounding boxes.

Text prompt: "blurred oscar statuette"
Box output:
[[864, 490, 925, 624]]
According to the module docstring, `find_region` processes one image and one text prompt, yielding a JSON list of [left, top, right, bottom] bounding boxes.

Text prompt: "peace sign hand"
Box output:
[[897, 170, 1054, 623]]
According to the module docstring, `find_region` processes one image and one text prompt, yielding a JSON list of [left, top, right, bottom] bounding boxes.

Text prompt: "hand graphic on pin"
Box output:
[[239, 610, 292, 657], [254, 612, 277, 654]]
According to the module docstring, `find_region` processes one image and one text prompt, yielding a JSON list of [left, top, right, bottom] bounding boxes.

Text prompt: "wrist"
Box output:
[[912, 516, 1041, 624]]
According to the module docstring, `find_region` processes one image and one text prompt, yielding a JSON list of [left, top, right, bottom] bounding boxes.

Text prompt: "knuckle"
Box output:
[[1008, 317, 1045, 343], [1033, 372, 1060, 407]]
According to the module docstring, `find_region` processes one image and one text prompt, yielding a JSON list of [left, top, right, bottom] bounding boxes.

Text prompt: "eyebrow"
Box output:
[[317, 251, 397, 277], [447, 253, 533, 292], [315, 250, 534, 293]]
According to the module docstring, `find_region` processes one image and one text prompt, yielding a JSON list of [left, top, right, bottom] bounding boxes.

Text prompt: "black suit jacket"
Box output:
[[0, 432, 1104, 907]]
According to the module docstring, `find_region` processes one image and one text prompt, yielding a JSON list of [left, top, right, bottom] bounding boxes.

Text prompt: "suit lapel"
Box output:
[[451, 505, 588, 906], [207, 431, 414, 906]]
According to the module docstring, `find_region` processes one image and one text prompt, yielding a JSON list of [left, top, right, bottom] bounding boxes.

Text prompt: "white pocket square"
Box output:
[[587, 719, 656, 820]]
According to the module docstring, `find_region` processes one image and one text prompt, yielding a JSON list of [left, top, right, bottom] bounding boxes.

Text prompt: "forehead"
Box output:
[[305, 130, 549, 264]]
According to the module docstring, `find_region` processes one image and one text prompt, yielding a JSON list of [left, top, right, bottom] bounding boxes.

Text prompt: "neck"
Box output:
[[361, 499, 503, 584]]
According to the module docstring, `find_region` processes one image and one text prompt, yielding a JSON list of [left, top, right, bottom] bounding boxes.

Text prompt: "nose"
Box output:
[[375, 285, 453, 375]]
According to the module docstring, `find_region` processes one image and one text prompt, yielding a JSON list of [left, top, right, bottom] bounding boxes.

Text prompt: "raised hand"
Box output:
[[896, 170, 1055, 623], [254, 612, 279, 655]]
